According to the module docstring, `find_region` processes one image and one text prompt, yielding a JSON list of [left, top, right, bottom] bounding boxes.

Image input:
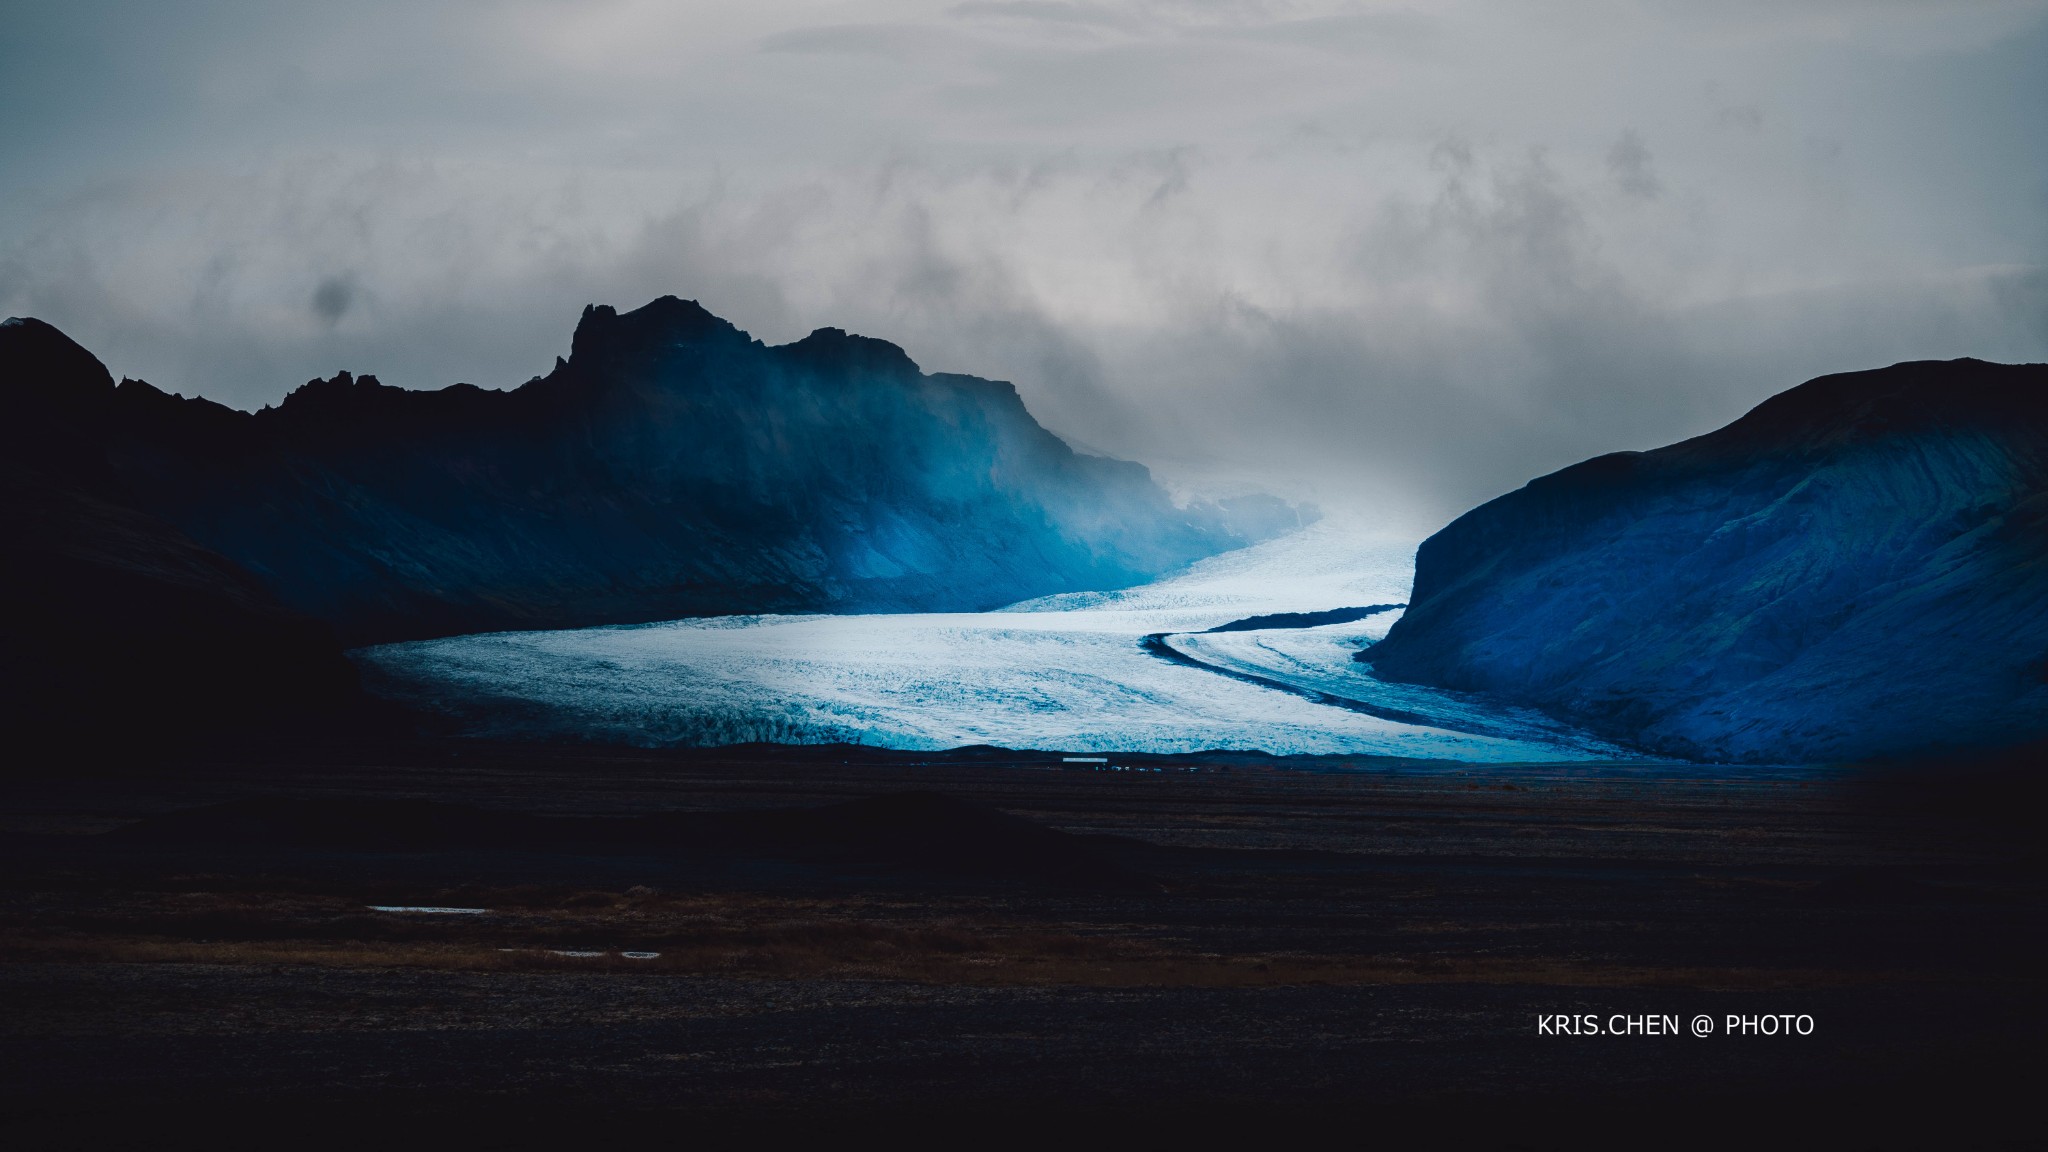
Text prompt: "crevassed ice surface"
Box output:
[[357, 519, 1630, 760]]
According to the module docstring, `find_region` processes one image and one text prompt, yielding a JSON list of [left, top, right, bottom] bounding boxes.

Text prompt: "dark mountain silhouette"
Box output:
[[1363, 358, 2048, 763], [2, 299, 1297, 651], [0, 319, 363, 754]]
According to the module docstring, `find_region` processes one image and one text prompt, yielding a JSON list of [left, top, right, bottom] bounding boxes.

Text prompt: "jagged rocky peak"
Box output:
[[274, 369, 389, 411], [564, 297, 926, 389], [775, 327, 922, 379], [1366, 357, 2048, 765], [568, 296, 750, 366]]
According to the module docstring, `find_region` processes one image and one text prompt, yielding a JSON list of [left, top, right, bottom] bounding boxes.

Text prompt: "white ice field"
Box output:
[[357, 519, 1632, 761]]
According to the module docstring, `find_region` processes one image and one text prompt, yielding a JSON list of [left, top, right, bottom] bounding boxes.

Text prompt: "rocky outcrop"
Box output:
[[1362, 359, 2048, 764], [3, 300, 1297, 647]]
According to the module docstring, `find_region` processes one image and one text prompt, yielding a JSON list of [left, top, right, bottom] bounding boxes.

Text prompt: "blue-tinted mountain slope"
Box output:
[[1363, 359, 2048, 763]]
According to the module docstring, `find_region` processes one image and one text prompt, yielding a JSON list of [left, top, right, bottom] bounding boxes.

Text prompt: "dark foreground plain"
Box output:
[[2, 740, 2042, 1149]]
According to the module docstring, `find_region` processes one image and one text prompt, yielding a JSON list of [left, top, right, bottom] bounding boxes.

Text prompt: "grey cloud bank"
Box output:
[[2, 0, 2044, 530]]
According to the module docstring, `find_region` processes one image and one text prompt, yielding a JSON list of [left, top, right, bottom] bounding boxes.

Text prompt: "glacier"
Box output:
[[358, 519, 1634, 761]]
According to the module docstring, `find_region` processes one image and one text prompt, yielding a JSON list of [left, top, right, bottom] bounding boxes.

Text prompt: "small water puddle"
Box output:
[[495, 948, 664, 960]]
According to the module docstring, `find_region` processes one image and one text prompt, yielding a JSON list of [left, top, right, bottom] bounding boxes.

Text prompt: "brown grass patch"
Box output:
[[1, 882, 1891, 991]]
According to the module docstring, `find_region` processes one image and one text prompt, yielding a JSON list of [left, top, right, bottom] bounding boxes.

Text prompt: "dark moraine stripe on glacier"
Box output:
[[1203, 604, 1404, 633], [1362, 358, 2048, 765], [1138, 633, 1490, 735]]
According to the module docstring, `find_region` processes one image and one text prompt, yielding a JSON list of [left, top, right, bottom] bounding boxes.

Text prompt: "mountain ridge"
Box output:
[[2, 299, 1299, 649], [1363, 357, 2048, 763]]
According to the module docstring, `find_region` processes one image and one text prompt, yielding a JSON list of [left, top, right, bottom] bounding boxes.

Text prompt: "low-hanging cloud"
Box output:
[[2, 0, 2044, 533], [310, 274, 357, 326]]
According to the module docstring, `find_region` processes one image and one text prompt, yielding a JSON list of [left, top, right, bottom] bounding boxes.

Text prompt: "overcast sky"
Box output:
[[3, 0, 2044, 530]]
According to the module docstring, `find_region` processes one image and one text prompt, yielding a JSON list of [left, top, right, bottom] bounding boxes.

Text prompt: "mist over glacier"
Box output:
[[6, 3, 2044, 529], [360, 520, 1630, 760]]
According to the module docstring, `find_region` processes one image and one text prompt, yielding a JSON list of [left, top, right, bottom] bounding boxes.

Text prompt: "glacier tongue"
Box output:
[[357, 519, 1627, 760]]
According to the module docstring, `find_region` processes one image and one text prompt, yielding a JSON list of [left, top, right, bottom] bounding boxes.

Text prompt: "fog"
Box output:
[[3, 0, 2044, 530]]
